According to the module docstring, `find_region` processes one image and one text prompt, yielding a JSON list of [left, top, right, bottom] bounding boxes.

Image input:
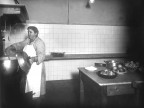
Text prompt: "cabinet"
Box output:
[[69, 0, 127, 25], [19, 0, 128, 25], [19, 0, 68, 24]]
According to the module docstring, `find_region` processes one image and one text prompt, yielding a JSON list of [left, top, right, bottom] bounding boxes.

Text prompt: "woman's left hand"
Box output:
[[29, 57, 35, 65]]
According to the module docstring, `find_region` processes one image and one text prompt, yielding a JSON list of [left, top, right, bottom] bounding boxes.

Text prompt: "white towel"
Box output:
[[85, 66, 97, 71]]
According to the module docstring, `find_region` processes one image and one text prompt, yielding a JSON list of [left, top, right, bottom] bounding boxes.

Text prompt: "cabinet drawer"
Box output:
[[106, 84, 135, 96]]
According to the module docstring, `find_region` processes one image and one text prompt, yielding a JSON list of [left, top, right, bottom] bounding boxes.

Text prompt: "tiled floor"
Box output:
[[41, 80, 79, 108]]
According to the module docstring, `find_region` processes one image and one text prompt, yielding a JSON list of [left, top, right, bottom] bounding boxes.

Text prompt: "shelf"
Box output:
[[45, 53, 128, 61]]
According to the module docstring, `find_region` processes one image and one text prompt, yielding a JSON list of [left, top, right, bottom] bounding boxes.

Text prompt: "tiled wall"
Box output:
[[5, 24, 128, 80], [5, 24, 128, 54], [46, 59, 113, 80]]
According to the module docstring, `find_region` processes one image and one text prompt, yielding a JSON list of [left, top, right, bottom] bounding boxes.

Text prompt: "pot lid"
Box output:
[[16, 51, 31, 74]]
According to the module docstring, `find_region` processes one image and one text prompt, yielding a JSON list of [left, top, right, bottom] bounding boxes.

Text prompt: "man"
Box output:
[[5, 26, 46, 102]]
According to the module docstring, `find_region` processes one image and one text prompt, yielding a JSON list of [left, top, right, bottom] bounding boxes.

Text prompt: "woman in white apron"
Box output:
[[23, 43, 44, 98], [5, 26, 46, 100]]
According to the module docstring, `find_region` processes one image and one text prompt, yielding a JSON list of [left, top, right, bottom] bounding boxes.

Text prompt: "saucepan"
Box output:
[[104, 60, 118, 70]]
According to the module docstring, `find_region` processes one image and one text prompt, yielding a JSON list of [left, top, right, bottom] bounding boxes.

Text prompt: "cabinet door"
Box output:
[[19, 0, 68, 24], [69, 0, 127, 25]]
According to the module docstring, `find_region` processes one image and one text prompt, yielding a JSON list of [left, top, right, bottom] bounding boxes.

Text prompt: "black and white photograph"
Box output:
[[1, 0, 144, 108]]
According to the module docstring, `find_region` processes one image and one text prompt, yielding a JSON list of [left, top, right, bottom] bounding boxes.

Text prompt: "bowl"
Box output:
[[16, 51, 31, 74]]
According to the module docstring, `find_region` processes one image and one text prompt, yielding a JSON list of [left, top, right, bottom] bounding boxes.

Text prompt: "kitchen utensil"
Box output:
[[16, 51, 31, 74], [0, 56, 19, 76], [104, 60, 118, 70]]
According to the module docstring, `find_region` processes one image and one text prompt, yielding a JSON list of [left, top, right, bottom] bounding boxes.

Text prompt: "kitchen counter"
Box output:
[[45, 53, 128, 61], [78, 67, 144, 107]]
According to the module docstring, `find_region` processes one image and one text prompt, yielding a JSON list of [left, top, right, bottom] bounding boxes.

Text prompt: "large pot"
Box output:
[[0, 56, 19, 76], [0, 51, 31, 76]]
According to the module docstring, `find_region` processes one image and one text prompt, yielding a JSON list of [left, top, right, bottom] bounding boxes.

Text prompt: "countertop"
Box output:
[[44, 53, 128, 61], [78, 67, 144, 86]]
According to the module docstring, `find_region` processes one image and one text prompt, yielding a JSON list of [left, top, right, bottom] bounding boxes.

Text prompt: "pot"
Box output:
[[0, 51, 31, 76], [0, 56, 19, 76], [104, 60, 118, 70]]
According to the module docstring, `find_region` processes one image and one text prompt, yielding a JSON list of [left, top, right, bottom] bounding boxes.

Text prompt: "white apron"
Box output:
[[23, 44, 42, 98]]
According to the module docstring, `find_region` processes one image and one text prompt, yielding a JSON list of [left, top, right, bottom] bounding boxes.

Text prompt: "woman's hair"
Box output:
[[27, 26, 39, 35]]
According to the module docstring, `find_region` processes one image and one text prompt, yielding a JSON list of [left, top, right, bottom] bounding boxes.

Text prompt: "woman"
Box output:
[[5, 26, 46, 101]]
